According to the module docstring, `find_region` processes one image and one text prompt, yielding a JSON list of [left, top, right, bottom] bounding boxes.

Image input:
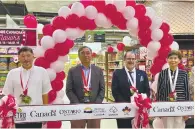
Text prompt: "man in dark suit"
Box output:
[[66, 46, 105, 129], [112, 51, 150, 128]]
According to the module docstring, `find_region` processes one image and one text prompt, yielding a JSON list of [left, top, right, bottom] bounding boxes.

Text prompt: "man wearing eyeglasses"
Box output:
[[66, 46, 105, 129], [112, 51, 150, 128]]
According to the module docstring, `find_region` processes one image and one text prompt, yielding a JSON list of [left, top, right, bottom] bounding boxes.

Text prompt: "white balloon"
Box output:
[[37, 23, 44, 34], [154, 73, 160, 81], [33, 46, 45, 58], [147, 50, 157, 60], [46, 68, 56, 81], [126, 17, 138, 30], [129, 29, 138, 38], [122, 6, 135, 20], [41, 36, 55, 50], [58, 55, 69, 63], [103, 18, 113, 28], [147, 41, 161, 52], [113, 0, 126, 11], [71, 2, 85, 17], [66, 28, 81, 40], [50, 60, 65, 73], [105, 0, 113, 5], [52, 98, 64, 104], [52, 29, 67, 43], [151, 81, 158, 93], [78, 29, 85, 38], [95, 13, 107, 27], [58, 6, 71, 18], [123, 36, 132, 46], [145, 7, 155, 19], [150, 17, 163, 30], [170, 41, 179, 50], [57, 90, 65, 99], [85, 6, 98, 20], [151, 29, 163, 41], [162, 63, 169, 70]]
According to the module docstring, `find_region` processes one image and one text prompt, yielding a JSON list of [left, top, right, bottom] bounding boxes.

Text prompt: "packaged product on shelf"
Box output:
[[181, 58, 187, 66], [8, 58, 18, 70], [188, 50, 194, 57], [0, 73, 7, 88], [181, 50, 188, 57], [187, 59, 194, 67], [0, 57, 8, 71]]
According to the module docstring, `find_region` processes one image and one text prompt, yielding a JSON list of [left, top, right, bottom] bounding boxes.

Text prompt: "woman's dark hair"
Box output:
[[167, 50, 182, 60], [18, 47, 33, 55]]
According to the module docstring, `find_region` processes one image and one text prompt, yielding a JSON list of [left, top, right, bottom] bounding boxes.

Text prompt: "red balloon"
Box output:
[[79, 16, 90, 30], [160, 34, 174, 46], [80, 0, 93, 7], [104, 4, 117, 19], [92, 1, 106, 13], [52, 16, 67, 30], [65, 39, 74, 49], [23, 14, 37, 28], [43, 24, 54, 36], [138, 16, 152, 30], [158, 47, 171, 59], [92, 52, 97, 58], [54, 43, 70, 56], [66, 14, 79, 28], [44, 48, 58, 62], [160, 22, 170, 34], [138, 29, 151, 40], [51, 80, 63, 91], [126, 0, 136, 7], [48, 90, 57, 103], [134, 4, 146, 18], [111, 12, 126, 29], [139, 38, 151, 47], [150, 64, 161, 76], [47, 121, 62, 128], [68, 4, 72, 8], [34, 57, 51, 69], [88, 20, 97, 30], [117, 43, 125, 51], [56, 71, 66, 80], [107, 46, 114, 53]]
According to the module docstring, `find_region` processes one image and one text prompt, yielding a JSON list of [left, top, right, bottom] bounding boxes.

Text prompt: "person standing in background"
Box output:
[[156, 50, 190, 128], [112, 51, 150, 128], [66, 46, 105, 129], [2, 47, 51, 128]]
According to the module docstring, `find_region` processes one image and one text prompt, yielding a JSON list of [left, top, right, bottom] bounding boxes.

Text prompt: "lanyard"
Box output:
[[20, 68, 32, 96], [125, 66, 136, 88], [81, 66, 91, 91], [168, 67, 179, 92]]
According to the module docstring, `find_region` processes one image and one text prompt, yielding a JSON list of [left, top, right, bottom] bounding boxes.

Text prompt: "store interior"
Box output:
[[0, 0, 194, 128]]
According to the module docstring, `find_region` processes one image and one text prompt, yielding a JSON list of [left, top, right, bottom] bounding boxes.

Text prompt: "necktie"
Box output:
[[128, 71, 134, 83]]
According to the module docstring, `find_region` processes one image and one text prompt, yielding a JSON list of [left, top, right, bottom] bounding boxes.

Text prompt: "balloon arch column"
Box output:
[[23, 0, 180, 128]]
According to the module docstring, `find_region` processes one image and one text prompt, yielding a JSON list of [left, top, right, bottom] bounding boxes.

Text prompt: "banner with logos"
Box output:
[[14, 102, 194, 123]]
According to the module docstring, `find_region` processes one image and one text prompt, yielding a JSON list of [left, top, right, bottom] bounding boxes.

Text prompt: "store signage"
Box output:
[[94, 31, 105, 42], [0, 29, 37, 46], [14, 102, 194, 123]]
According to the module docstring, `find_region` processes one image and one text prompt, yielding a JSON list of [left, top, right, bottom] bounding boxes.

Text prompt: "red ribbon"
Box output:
[[133, 94, 152, 128], [0, 95, 17, 128], [81, 69, 90, 92]]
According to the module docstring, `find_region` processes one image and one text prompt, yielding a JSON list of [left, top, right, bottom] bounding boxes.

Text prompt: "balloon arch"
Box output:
[[23, 0, 180, 128]]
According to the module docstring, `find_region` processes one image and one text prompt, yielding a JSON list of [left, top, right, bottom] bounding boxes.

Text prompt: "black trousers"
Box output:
[[117, 118, 133, 128], [15, 123, 42, 128]]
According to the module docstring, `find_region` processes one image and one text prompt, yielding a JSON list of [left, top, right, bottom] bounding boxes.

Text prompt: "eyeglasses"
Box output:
[[125, 58, 136, 61]]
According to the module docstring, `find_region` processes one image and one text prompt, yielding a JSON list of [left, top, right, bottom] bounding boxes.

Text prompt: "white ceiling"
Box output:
[[25, 0, 78, 13]]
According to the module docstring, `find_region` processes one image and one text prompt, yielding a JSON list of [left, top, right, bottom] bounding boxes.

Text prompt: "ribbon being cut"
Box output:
[[0, 95, 17, 128], [131, 91, 152, 129]]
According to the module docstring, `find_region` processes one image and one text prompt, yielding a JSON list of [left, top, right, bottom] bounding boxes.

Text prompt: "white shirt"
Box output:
[[2, 66, 52, 105], [125, 67, 136, 80]]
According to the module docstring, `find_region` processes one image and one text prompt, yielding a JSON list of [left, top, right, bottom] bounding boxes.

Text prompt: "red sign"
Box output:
[[0, 29, 37, 46]]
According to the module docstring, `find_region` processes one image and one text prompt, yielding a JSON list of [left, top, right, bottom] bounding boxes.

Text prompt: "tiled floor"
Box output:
[[62, 84, 117, 129]]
